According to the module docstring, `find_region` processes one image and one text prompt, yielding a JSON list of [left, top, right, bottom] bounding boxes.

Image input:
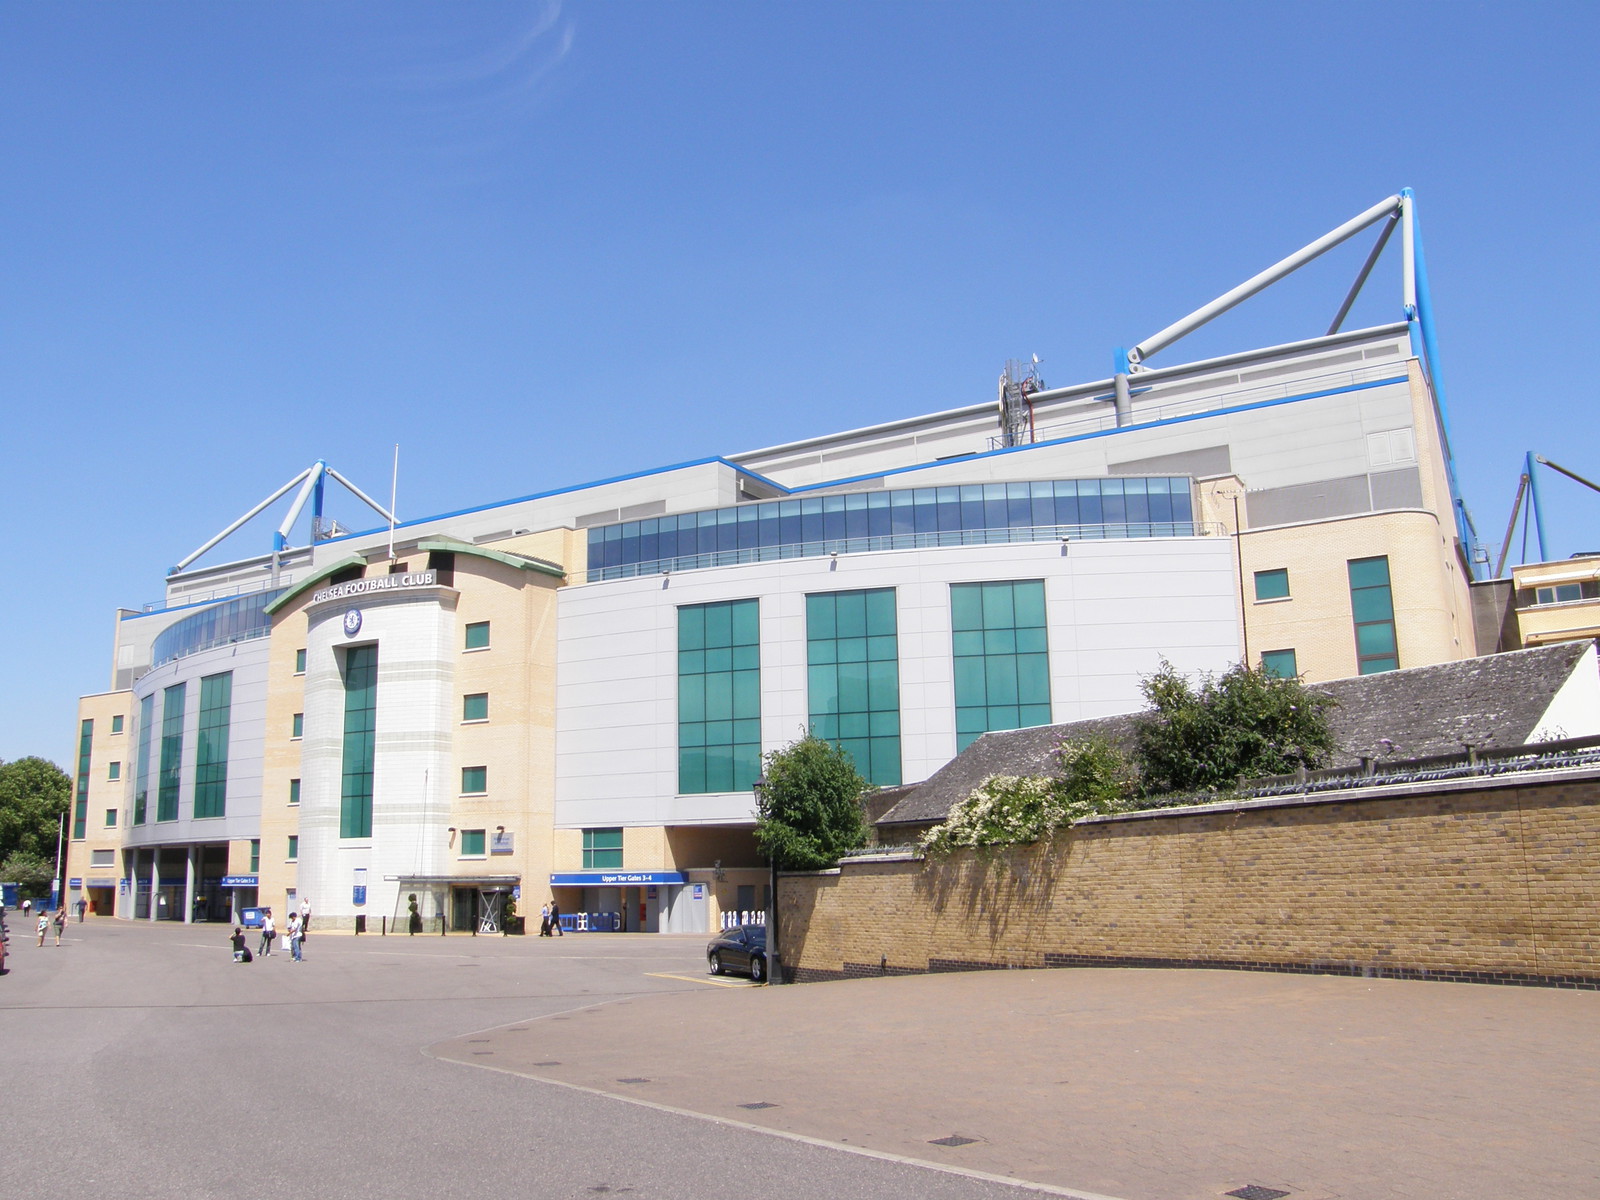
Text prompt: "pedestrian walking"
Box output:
[[550, 899, 563, 937], [52, 905, 67, 946], [287, 912, 304, 962], [37, 911, 49, 947], [75, 897, 87, 922], [539, 902, 551, 937], [258, 908, 275, 957], [299, 897, 311, 938]]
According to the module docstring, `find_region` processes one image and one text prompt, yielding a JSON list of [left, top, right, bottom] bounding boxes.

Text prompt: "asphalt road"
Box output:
[[0, 920, 1082, 1200]]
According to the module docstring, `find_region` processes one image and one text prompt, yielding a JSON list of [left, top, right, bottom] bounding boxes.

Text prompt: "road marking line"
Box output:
[[645, 971, 750, 988], [428, 1051, 1129, 1200]]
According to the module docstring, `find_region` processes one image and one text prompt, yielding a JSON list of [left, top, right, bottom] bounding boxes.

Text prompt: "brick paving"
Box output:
[[431, 965, 1600, 1200]]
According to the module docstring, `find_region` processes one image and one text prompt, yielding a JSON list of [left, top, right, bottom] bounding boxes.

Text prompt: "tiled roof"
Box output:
[[877, 641, 1597, 829]]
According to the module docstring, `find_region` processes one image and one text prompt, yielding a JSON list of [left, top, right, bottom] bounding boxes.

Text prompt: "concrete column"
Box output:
[[184, 846, 197, 924]]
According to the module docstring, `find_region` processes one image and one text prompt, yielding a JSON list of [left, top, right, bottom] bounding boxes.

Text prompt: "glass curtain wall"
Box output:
[[806, 589, 901, 785], [73, 719, 92, 839], [133, 693, 154, 825], [590, 478, 1196, 580], [157, 684, 185, 822], [193, 672, 232, 819], [340, 645, 378, 838], [678, 600, 761, 794], [951, 580, 1052, 753]]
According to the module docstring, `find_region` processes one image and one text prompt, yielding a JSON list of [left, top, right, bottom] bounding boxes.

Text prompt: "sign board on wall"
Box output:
[[490, 831, 514, 854], [309, 570, 438, 607], [548, 871, 686, 887]]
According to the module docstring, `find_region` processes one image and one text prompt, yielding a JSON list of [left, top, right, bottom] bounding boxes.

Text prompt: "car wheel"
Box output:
[[750, 954, 766, 983], [708, 951, 723, 975]]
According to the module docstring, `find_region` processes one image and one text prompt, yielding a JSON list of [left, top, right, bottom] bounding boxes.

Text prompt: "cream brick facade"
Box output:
[[67, 690, 136, 916]]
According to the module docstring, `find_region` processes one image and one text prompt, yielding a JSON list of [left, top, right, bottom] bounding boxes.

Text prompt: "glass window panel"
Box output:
[[835, 592, 867, 638], [1260, 649, 1298, 678], [1347, 557, 1391, 589], [807, 594, 835, 638], [985, 657, 1020, 705], [1013, 581, 1046, 627], [837, 638, 867, 663], [1351, 589, 1394, 622], [1360, 656, 1399, 675], [463, 693, 489, 721], [952, 630, 984, 656], [678, 674, 706, 722], [704, 673, 734, 721], [950, 584, 983, 630], [808, 639, 836, 665], [1016, 654, 1051, 705], [1254, 569, 1291, 600], [464, 622, 490, 650], [1356, 622, 1398, 657], [1018, 704, 1053, 729], [867, 635, 897, 661], [984, 628, 1017, 655], [705, 646, 733, 673]]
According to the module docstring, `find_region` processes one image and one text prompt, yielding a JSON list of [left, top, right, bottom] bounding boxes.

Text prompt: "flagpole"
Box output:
[[388, 444, 399, 562]]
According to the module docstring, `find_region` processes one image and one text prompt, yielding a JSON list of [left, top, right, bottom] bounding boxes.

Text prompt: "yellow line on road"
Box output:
[[645, 971, 752, 988]]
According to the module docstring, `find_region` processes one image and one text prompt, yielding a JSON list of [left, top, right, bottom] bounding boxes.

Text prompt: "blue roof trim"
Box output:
[[322, 456, 793, 545], [783, 375, 1410, 493]]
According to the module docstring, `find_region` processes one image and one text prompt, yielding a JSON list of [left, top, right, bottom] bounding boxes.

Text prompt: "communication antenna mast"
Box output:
[[997, 356, 1044, 448]]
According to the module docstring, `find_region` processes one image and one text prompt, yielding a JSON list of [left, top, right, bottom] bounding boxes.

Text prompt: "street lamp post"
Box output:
[[752, 774, 780, 985]]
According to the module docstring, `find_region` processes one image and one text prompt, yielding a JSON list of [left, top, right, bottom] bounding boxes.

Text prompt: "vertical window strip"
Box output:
[[157, 684, 185, 822], [193, 673, 232, 819], [806, 588, 902, 785], [677, 599, 761, 795], [1348, 557, 1399, 675], [133, 694, 154, 825], [73, 719, 92, 839], [950, 580, 1052, 753], [340, 645, 378, 838]]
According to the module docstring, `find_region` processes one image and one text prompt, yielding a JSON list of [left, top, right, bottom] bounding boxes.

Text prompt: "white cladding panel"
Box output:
[[555, 538, 1239, 829], [123, 636, 272, 848], [298, 587, 457, 921]]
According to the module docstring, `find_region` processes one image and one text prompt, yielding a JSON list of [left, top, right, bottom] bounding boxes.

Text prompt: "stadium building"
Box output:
[[67, 191, 1500, 933]]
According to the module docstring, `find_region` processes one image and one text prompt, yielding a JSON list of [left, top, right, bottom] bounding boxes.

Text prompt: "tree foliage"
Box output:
[[0, 756, 72, 866], [0, 850, 55, 896], [920, 738, 1136, 855], [1132, 659, 1336, 794], [754, 734, 869, 870]]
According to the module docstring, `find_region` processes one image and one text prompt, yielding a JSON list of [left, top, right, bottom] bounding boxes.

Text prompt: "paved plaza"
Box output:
[[1, 919, 1595, 1199]]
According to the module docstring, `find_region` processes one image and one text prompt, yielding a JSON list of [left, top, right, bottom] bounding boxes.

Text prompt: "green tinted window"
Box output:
[[289, 778, 300, 805], [1254, 569, 1290, 600], [340, 645, 377, 838], [460, 829, 486, 856], [194, 672, 232, 819], [951, 581, 1051, 752], [463, 693, 489, 722], [157, 684, 185, 822], [1348, 557, 1398, 675], [464, 621, 490, 650], [287, 836, 298, 862], [295, 648, 306, 674], [250, 839, 260, 873], [807, 589, 901, 785], [461, 766, 487, 794], [583, 827, 624, 869], [111, 714, 124, 734], [73, 719, 92, 839], [678, 600, 761, 794], [1260, 649, 1298, 678], [291, 712, 303, 739], [133, 694, 154, 825]]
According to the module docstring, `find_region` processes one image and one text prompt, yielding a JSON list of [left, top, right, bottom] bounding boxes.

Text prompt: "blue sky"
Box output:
[[2, 1, 1597, 764]]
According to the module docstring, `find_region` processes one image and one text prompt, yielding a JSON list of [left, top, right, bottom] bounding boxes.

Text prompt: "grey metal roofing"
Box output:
[[877, 641, 1596, 828]]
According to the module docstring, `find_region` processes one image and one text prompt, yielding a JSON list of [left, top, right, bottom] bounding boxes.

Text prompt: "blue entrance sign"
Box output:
[[549, 871, 686, 887], [220, 875, 259, 888]]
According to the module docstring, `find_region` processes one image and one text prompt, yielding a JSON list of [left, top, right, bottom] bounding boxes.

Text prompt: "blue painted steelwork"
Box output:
[[1526, 450, 1550, 562], [1400, 188, 1475, 570], [311, 459, 327, 528]]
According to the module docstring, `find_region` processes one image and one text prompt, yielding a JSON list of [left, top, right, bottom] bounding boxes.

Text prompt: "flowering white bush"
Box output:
[[919, 738, 1136, 855]]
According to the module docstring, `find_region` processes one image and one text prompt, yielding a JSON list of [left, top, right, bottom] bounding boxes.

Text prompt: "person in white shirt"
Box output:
[[258, 909, 276, 957]]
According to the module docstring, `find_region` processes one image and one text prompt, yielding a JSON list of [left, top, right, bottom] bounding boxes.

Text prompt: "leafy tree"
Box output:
[[0, 757, 72, 866], [1133, 659, 1336, 795], [754, 734, 869, 870], [0, 850, 56, 897]]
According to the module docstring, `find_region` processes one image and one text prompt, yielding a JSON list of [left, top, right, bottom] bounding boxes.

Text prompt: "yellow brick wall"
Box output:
[[258, 601, 306, 912], [69, 691, 136, 915], [779, 772, 1600, 982]]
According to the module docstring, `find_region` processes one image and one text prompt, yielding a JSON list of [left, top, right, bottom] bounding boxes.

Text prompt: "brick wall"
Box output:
[[778, 768, 1600, 988]]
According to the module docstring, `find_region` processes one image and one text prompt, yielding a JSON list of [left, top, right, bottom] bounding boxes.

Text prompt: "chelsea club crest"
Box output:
[[343, 608, 363, 637]]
